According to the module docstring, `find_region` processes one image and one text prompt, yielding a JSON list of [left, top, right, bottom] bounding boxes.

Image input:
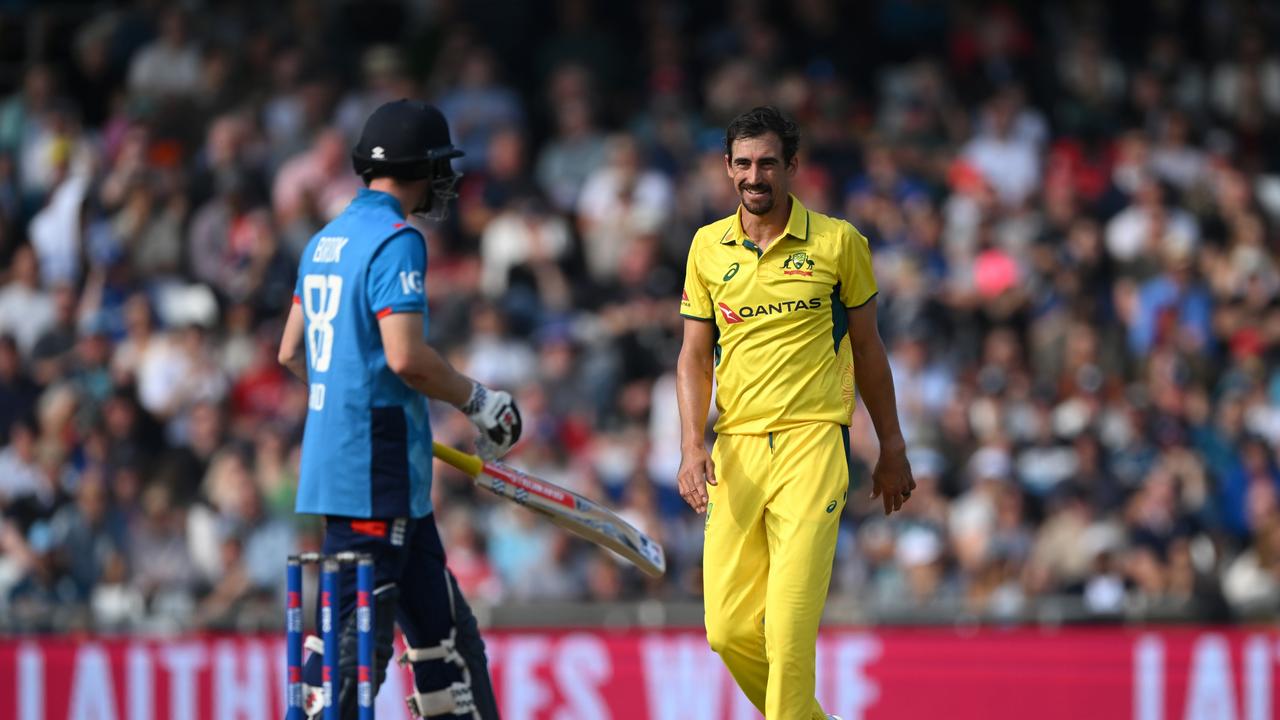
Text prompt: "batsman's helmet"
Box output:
[[351, 99, 463, 183]]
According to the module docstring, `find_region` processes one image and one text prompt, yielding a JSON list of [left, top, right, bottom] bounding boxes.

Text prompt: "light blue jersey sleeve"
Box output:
[[367, 229, 427, 318]]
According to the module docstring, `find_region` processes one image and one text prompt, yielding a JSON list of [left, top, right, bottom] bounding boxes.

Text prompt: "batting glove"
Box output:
[[459, 382, 522, 460]]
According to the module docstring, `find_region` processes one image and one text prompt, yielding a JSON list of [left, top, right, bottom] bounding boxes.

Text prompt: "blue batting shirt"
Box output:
[[293, 188, 433, 519]]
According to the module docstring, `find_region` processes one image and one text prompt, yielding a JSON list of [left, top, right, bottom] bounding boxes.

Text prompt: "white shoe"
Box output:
[[827, 716, 843, 720]]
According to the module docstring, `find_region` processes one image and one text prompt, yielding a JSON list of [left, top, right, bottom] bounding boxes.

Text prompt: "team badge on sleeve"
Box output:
[[399, 270, 423, 294]]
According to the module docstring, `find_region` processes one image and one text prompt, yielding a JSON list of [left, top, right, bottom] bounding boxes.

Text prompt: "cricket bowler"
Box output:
[[278, 99, 520, 718], [676, 106, 916, 719]]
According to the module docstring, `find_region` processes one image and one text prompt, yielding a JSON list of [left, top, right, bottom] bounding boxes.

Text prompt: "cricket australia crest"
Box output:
[[782, 251, 815, 276]]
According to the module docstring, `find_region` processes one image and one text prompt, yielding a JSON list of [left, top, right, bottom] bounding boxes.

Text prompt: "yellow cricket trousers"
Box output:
[[703, 421, 849, 720]]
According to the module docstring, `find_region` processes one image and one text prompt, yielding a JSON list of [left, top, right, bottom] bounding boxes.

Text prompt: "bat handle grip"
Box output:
[[432, 441, 485, 476]]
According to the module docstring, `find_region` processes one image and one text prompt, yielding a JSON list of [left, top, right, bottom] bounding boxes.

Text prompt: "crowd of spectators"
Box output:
[[2, 0, 1280, 632]]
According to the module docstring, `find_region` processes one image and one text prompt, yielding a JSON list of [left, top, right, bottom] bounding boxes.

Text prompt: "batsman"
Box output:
[[676, 107, 915, 719], [278, 100, 520, 719]]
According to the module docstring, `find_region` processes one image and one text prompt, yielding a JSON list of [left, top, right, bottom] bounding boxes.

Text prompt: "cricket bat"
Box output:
[[432, 443, 667, 578]]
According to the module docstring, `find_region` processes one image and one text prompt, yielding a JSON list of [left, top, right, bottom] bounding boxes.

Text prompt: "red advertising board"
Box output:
[[1, 627, 1276, 719]]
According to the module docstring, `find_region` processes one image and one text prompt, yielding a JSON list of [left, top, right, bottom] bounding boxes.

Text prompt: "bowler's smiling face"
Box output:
[[726, 132, 796, 216]]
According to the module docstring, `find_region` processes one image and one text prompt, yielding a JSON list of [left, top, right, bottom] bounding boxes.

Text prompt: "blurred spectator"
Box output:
[[486, 503, 571, 600], [438, 46, 523, 172], [1054, 30, 1125, 136], [29, 284, 81, 386], [950, 446, 1012, 575], [576, 134, 673, 283], [188, 450, 292, 597], [464, 303, 537, 389], [1223, 514, 1280, 614], [109, 293, 158, 385], [960, 90, 1042, 208], [1209, 28, 1280, 120], [0, 337, 38, 446], [0, 419, 42, 509], [27, 109, 94, 286], [0, 245, 55, 356], [443, 509, 503, 604], [126, 483, 197, 615], [66, 315, 116, 421], [1149, 111, 1206, 192], [0, 63, 57, 199], [1125, 244, 1212, 356], [334, 45, 418, 144], [844, 142, 930, 233], [136, 323, 228, 429], [261, 46, 311, 157], [271, 127, 361, 228], [536, 66, 607, 211], [126, 9, 202, 100], [458, 127, 537, 239], [66, 20, 120, 129], [47, 468, 127, 602], [1105, 176, 1199, 270], [111, 168, 186, 278], [479, 192, 572, 299]]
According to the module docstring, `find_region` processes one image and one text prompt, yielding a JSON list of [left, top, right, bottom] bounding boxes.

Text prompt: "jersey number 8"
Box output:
[[303, 274, 343, 373]]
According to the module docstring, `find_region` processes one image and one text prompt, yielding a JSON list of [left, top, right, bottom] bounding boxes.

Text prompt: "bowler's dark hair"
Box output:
[[724, 106, 800, 163]]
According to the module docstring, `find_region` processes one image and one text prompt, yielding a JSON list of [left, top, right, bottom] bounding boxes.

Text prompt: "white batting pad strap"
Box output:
[[397, 633, 464, 667], [405, 683, 476, 717], [304, 635, 325, 655]]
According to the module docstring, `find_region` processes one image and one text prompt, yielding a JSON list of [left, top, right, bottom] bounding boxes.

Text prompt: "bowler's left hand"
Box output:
[[870, 441, 915, 516]]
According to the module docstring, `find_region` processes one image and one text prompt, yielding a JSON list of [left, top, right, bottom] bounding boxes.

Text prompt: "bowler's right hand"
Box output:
[[677, 445, 717, 514]]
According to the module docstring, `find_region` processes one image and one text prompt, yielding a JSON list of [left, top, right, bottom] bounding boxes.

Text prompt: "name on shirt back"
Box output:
[[313, 237, 349, 263]]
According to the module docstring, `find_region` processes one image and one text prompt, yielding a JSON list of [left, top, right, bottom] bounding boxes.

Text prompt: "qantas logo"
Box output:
[[717, 302, 744, 324], [719, 298, 823, 324]]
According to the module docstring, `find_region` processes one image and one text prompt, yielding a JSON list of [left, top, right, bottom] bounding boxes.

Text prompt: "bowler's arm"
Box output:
[[677, 318, 716, 447], [846, 297, 904, 450], [847, 297, 915, 514], [675, 317, 717, 512], [277, 302, 308, 382]]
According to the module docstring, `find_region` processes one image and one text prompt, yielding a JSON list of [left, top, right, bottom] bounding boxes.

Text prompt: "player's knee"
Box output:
[[706, 626, 730, 656], [450, 582, 484, 644], [454, 618, 489, 669], [706, 617, 755, 656]]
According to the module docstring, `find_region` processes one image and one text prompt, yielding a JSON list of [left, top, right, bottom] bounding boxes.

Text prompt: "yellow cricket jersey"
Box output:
[[680, 194, 878, 435]]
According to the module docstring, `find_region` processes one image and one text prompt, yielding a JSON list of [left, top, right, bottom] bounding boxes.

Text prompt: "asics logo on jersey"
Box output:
[[312, 236, 350, 263], [723, 262, 740, 281]]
